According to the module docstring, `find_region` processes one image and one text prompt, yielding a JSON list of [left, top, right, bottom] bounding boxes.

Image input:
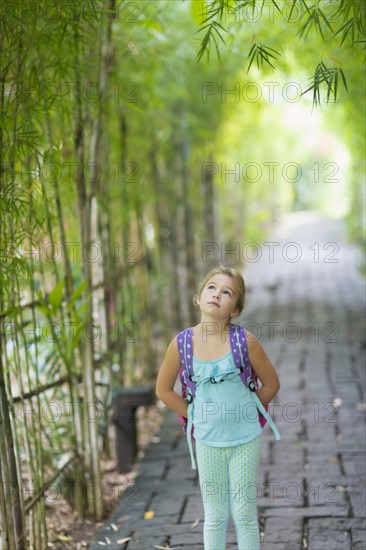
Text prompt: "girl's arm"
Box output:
[[246, 330, 280, 406], [156, 336, 188, 418]]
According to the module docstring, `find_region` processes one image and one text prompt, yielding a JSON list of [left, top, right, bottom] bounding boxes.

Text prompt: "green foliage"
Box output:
[[298, 5, 334, 40], [247, 42, 282, 72], [47, 280, 64, 312], [196, 19, 227, 61], [303, 62, 348, 106], [334, 0, 366, 45], [287, 0, 311, 18], [192, 0, 365, 107]]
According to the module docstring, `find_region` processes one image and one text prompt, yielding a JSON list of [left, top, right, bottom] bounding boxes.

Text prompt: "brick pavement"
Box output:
[[90, 211, 366, 550]]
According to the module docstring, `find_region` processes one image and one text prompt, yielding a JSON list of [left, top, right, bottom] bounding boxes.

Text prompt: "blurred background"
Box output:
[[0, 0, 364, 547]]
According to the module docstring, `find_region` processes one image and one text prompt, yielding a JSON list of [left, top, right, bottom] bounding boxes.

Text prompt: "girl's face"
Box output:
[[197, 274, 239, 321]]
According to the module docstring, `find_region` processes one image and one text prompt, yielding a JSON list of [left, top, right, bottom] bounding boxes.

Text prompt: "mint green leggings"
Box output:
[[195, 436, 261, 550]]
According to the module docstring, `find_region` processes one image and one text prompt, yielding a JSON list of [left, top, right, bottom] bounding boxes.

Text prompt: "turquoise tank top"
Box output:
[[185, 350, 281, 469]]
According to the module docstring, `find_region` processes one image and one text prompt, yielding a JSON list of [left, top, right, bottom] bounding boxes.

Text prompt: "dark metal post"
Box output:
[[113, 386, 155, 473]]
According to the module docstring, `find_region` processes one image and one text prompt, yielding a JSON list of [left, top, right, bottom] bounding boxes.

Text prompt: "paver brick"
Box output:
[[261, 505, 349, 517], [348, 489, 366, 518], [260, 544, 301, 550], [352, 529, 366, 548], [263, 517, 303, 543], [180, 495, 204, 523], [308, 526, 352, 549]]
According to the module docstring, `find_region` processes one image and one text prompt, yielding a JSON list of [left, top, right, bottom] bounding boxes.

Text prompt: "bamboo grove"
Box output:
[[0, 1, 365, 548]]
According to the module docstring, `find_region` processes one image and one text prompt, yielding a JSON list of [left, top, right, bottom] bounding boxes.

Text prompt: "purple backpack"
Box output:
[[177, 323, 268, 439]]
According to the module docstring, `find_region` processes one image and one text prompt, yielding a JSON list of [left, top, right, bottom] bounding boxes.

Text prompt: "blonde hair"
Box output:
[[193, 264, 246, 315]]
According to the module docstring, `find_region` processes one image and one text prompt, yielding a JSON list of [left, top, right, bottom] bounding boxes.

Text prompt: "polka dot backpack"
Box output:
[[176, 323, 271, 440]]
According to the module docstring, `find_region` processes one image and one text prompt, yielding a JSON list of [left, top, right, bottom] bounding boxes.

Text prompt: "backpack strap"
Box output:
[[176, 328, 195, 438], [230, 323, 269, 429], [177, 327, 195, 400], [177, 328, 197, 468], [230, 323, 254, 388]]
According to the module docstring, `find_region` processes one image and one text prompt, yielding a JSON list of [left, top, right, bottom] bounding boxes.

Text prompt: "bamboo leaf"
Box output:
[[298, 12, 315, 38], [339, 68, 348, 91], [289, 0, 311, 22], [303, 63, 349, 107], [247, 44, 257, 73], [48, 280, 64, 311], [327, 54, 342, 65], [326, 76, 333, 102], [196, 20, 227, 62], [259, 47, 281, 60], [71, 325, 84, 349], [247, 43, 281, 72], [318, 7, 333, 33], [0, 306, 19, 318], [299, 0, 312, 15], [36, 305, 52, 317], [334, 18, 355, 46], [315, 11, 325, 40], [191, 0, 208, 25], [270, 0, 282, 14], [334, 69, 339, 101], [68, 280, 87, 309]]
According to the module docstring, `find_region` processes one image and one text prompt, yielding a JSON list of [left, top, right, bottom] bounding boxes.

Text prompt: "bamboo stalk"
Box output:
[[43, 114, 88, 518], [0, 16, 27, 544], [180, 119, 198, 327], [24, 454, 78, 513], [14, 285, 43, 548], [0, 16, 12, 546], [73, 18, 101, 518], [0, 332, 18, 550], [0, 323, 25, 549]]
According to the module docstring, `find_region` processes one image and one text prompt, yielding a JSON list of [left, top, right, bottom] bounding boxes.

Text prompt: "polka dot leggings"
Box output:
[[195, 436, 261, 550]]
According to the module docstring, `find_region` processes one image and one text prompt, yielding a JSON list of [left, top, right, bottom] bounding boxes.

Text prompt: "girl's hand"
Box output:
[[156, 336, 188, 418]]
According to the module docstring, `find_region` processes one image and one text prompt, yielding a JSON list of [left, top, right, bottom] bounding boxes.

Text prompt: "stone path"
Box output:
[[90, 211, 366, 549]]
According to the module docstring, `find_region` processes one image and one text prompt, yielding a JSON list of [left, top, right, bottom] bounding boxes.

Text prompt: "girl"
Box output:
[[156, 264, 281, 550]]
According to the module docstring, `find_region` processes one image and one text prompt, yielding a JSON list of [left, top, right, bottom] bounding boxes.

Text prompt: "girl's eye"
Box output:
[[224, 290, 231, 296]]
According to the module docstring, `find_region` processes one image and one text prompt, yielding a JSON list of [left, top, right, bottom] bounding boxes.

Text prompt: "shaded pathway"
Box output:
[[90, 211, 366, 549]]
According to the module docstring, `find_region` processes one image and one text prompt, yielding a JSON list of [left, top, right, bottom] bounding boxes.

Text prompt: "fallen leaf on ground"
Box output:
[[57, 535, 73, 542], [144, 510, 155, 519], [191, 518, 200, 528], [116, 537, 132, 544], [110, 523, 118, 531]]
